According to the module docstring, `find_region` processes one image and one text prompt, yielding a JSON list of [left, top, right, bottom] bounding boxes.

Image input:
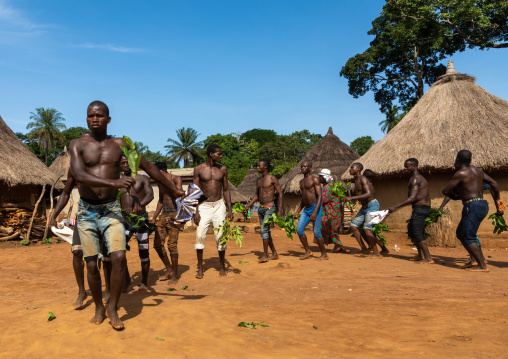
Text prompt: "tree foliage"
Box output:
[[242, 129, 278, 147], [165, 127, 204, 168], [378, 106, 406, 133], [350, 136, 375, 156], [26, 107, 67, 165], [387, 0, 508, 49]]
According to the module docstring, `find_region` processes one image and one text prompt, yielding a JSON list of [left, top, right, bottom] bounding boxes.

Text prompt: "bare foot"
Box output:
[[467, 267, 490, 273], [196, 268, 204, 279], [103, 290, 110, 305], [409, 256, 423, 262], [258, 255, 269, 263], [89, 306, 106, 325], [415, 259, 434, 264], [380, 249, 390, 255], [270, 254, 279, 260], [332, 245, 347, 253], [106, 307, 124, 330], [159, 270, 173, 281], [461, 262, 478, 269], [300, 251, 313, 260], [168, 277, 179, 284], [219, 269, 227, 277], [73, 291, 87, 309], [318, 255, 329, 261], [361, 248, 371, 255], [138, 283, 148, 291], [366, 254, 382, 259]]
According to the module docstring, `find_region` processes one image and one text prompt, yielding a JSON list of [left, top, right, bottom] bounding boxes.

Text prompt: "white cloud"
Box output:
[[74, 43, 145, 53]]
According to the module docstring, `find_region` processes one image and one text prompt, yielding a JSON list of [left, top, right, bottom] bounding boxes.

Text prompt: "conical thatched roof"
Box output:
[[237, 167, 260, 199], [0, 115, 63, 189], [49, 146, 71, 181], [228, 181, 250, 203], [280, 127, 360, 194], [342, 60, 508, 180]]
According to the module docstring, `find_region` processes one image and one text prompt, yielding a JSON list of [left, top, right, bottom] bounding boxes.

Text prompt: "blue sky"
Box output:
[[1, 0, 507, 154]]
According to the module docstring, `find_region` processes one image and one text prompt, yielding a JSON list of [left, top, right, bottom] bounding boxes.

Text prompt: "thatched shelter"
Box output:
[[279, 127, 360, 213], [341, 60, 508, 244], [237, 167, 260, 200], [49, 146, 71, 181], [0, 115, 63, 240], [229, 181, 249, 204]]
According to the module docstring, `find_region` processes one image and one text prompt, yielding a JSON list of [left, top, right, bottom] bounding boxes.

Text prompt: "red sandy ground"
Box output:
[[1, 224, 507, 359]]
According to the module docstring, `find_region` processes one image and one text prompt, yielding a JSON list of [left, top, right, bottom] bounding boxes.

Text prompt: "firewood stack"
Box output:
[[0, 204, 47, 241]]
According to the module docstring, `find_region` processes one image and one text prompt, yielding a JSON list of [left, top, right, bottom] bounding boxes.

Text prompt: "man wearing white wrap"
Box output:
[[193, 144, 233, 279]]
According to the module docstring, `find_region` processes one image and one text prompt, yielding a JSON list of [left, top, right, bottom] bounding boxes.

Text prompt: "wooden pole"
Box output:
[[43, 175, 62, 240], [0, 231, 20, 241], [26, 185, 46, 243]]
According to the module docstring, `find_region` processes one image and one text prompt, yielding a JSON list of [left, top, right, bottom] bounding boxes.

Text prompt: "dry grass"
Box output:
[[236, 167, 259, 200], [427, 208, 456, 248], [48, 146, 70, 181]]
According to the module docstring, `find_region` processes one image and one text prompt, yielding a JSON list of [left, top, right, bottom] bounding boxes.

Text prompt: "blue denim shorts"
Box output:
[[456, 200, 489, 245], [258, 204, 276, 239], [296, 202, 323, 239], [351, 199, 379, 231], [76, 199, 126, 261]]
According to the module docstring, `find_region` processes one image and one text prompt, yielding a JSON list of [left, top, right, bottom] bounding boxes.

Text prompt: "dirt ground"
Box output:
[[1, 224, 508, 359]]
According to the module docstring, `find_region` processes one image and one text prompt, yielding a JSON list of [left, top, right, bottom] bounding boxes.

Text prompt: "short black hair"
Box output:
[[155, 161, 167, 171], [206, 144, 222, 157], [88, 100, 109, 117], [457, 149, 472, 164], [352, 162, 363, 171], [363, 169, 374, 179], [405, 158, 419, 167], [258, 159, 270, 167]]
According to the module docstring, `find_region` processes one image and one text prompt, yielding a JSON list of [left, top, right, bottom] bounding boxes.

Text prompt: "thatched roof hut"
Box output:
[[280, 127, 360, 194], [229, 181, 249, 203], [236, 167, 260, 199], [49, 146, 71, 181], [341, 60, 508, 180], [0, 115, 63, 189], [339, 61, 508, 245]]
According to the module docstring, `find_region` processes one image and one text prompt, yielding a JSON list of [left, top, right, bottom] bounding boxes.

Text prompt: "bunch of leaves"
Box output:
[[120, 136, 143, 180], [488, 213, 508, 235], [215, 218, 243, 247], [43, 237, 52, 244], [232, 202, 246, 214], [238, 321, 269, 329], [406, 208, 445, 241], [328, 181, 354, 209], [371, 223, 390, 245], [122, 211, 156, 233], [20, 239, 29, 246], [264, 213, 300, 240]]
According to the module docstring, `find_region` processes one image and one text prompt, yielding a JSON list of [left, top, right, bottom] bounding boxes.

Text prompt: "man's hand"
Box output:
[[113, 177, 134, 189], [497, 210, 505, 216], [228, 211, 234, 221], [244, 205, 250, 214], [133, 203, 143, 215], [49, 218, 58, 228], [387, 206, 396, 213], [310, 213, 317, 222], [174, 188, 185, 199], [194, 211, 201, 225], [344, 197, 351, 202]]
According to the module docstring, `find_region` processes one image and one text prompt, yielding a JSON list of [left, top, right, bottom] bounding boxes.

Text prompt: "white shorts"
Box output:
[[195, 199, 227, 251]]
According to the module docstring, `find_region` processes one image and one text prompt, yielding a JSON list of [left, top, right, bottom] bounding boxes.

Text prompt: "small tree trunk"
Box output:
[[44, 174, 62, 240], [26, 185, 46, 242]]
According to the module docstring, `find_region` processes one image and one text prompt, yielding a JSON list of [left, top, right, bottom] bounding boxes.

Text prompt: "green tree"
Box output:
[[26, 108, 67, 165], [242, 129, 278, 147], [378, 106, 406, 133], [165, 127, 203, 168], [387, 0, 508, 49], [350, 136, 375, 156], [340, 2, 463, 114], [133, 141, 149, 155]]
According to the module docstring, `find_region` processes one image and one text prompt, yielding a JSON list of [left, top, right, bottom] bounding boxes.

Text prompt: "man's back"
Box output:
[[456, 166, 485, 201]]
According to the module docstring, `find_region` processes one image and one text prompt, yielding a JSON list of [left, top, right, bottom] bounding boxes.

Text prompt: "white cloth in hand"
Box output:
[[368, 210, 389, 225]]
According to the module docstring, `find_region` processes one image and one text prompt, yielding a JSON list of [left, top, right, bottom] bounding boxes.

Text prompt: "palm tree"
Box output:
[[165, 127, 203, 168], [26, 107, 66, 165], [133, 141, 149, 155], [378, 106, 405, 134]]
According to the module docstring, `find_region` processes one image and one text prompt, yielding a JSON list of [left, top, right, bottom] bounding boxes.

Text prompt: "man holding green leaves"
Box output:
[[70, 100, 184, 330]]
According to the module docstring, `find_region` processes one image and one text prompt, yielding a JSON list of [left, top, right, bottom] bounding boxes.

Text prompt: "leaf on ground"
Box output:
[[313, 325, 318, 329], [166, 288, 177, 291], [396, 276, 404, 278], [488, 256, 492, 258], [58, 290, 67, 294], [47, 312, 56, 321], [27, 306, 41, 310], [358, 268, 366, 270], [239, 260, 242, 264], [181, 286, 189, 290], [238, 321, 268, 329], [155, 337, 165, 341]]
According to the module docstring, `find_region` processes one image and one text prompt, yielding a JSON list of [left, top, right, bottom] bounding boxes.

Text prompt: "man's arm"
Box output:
[[69, 139, 133, 189], [139, 176, 154, 207], [139, 158, 185, 198], [309, 177, 322, 221], [442, 171, 464, 197], [49, 171, 75, 227], [387, 177, 419, 213], [483, 173, 503, 215], [345, 177, 371, 202], [222, 167, 233, 221], [152, 188, 164, 224], [438, 197, 451, 212], [273, 176, 284, 217], [245, 179, 260, 210], [119, 187, 132, 214]]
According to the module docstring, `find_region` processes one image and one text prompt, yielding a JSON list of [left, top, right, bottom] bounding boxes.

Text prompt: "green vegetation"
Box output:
[[120, 136, 143, 180], [238, 322, 269, 329], [215, 219, 243, 247], [26, 107, 66, 165], [47, 312, 56, 321], [372, 223, 390, 245], [350, 136, 374, 155], [165, 127, 204, 168], [43, 237, 52, 244], [488, 213, 508, 235], [20, 239, 29, 246], [264, 213, 300, 240]]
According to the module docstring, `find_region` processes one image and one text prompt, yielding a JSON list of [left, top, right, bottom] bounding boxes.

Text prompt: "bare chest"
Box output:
[[199, 166, 224, 182], [81, 140, 122, 168]]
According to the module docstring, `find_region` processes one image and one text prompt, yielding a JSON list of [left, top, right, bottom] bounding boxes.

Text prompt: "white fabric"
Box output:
[[195, 199, 227, 251], [51, 222, 73, 244], [367, 210, 389, 225], [175, 183, 202, 223]]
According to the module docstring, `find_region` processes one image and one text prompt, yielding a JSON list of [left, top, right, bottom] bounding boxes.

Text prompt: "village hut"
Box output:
[[237, 167, 260, 200], [341, 60, 508, 246], [49, 146, 71, 181], [229, 181, 249, 204], [279, 127, 360, 214], [0, 115, 64, 241]]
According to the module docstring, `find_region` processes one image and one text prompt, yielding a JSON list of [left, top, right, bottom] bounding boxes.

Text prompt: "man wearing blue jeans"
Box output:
[[345, 163, 382, 258], [245, 159, 282, 262], [294, 161, 328, 260]]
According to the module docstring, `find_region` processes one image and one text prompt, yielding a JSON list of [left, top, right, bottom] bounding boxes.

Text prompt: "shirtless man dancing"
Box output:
[[295, 161, 328, 260], [120, 156, 154, 290], [193, 144, 233, 278], [152, 162, 183, 284], [345, 163, 382, 258], [387, 158, 433, 264], [442, 150, 503, 272], [69, 100, 184, 329], [245, 159, 282, 262]]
